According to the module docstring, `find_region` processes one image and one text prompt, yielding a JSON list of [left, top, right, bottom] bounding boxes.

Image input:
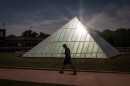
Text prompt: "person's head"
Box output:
[[63, 44, 67, 48]]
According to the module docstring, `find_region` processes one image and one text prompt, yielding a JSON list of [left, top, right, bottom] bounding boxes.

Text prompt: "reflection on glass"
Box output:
[[80, 32, 87, 41], [72, 42, 79, 53], [86, 34, 90, 41], [76, 29, 82, 41], [67, 29, 75, 41], [68, 42, 75, 52], [91, 53, 96, 58], [81, 42, 89, 53], [86, 53, 91, 58], [72, 29, 78, 41], [52, 32, 58, 41], [63, 29, 71, 41], [77, 23, 87, 36], [97, 53, 103, 58], [59, 42, 65, 53], [76, 54, 80, 58], [55, 29, 62, 41], [46, 43, 52, 53], [67, 19, 75, 28], [98, 47, 103, 52], [80, 54, 86, 58], [50, 42, 56, 53], [72, 19, 78, 28], [59, 29, 66, 41], [77, 42, 84, 53], [90, 37, 94, 41], [39, 43, 45, 53], [53, 43, 61, 53], [87, 42, 94, 53], [92, 43, 99, 53]]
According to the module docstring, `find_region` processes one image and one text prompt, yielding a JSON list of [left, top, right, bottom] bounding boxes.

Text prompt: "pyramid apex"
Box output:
[[73, 16, 78, 19], [73, 17, 79, 20], [61, 16, 80, 29]]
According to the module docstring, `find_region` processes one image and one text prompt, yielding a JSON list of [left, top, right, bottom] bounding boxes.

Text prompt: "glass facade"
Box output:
[[23, 17, 120, 58]]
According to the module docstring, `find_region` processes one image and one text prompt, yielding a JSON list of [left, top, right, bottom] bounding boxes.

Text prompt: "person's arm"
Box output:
[[66, 49, 70, 55]]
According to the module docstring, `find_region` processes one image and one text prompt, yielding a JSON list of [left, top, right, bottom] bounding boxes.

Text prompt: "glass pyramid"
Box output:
[[23, 17, 120, 58]]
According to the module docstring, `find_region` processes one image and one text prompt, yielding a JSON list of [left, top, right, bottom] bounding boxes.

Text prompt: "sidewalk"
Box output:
[[0, 68, 130, 86]]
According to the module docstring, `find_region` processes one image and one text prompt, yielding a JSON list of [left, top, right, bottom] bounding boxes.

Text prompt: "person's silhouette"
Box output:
[[59, 44, 76, 75]]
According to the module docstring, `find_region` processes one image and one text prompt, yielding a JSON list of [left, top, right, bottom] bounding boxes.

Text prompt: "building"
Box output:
[[23, 17, 120, 58], [5, 36, 43, 48], [0, 29, 49, 52], [0, 29, 6, 47]]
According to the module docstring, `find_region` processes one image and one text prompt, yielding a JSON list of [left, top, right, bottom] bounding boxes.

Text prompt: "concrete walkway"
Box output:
[[0, 68, 130, 86]]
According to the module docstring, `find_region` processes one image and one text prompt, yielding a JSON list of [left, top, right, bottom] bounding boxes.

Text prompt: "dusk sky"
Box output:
[[0, 0, 130, 36]]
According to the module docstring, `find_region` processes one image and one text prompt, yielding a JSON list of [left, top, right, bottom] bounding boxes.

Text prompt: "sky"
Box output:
[[0, 0, 130, 36]]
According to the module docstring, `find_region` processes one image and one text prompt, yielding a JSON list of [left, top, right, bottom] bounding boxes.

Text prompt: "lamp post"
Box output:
[[18, 43, 22, 51]]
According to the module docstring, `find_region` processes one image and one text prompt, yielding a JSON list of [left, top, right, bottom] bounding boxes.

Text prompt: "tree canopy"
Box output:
[[97, 28, 130, 47], [21, 30, 50, 38], [22, 30, 38, 37]]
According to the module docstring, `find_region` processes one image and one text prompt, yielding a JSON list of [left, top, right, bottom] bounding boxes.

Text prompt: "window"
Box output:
[[81, 42, 89, 53], [87, 42, 94, 53], [77, 42, 84, 53], [67, 29, 75, 41], [55, 29, 62, 41], [72, 42, 79, 53], [59, 29, 66, 41]]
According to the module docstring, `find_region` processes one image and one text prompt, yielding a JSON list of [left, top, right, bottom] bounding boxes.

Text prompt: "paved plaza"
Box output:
[[0, 68, 130, 86]]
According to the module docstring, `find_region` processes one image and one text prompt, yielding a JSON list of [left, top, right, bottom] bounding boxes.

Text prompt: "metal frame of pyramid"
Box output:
[[23, 17, 120, 58]]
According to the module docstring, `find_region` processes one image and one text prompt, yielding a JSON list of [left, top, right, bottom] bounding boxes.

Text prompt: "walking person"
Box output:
[[59, 44, 77, 75]]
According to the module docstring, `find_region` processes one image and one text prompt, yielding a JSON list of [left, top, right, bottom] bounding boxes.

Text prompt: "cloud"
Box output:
[[29, 16, 70, 33], [85, 9, 130, 31], [29, 16, 69, 29], [86, 12, 113, 30], [4, 1, 130, 36], [3, 6, 70, 36], [116, 6, 130, 18], [6, 15, 70, 36], [6, 24, 27, 36], [106, 3, 117, 10], [40, 20, 62, 25], [6, 23, 53, 36]]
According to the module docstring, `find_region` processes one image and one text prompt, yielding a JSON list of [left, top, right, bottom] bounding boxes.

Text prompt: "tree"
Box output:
[[6, 34, 16, 38], [38, 32, 50, 38], [31, 31, 38, 37], [98, 28, 130, 47], [22, 30, 38, 37]]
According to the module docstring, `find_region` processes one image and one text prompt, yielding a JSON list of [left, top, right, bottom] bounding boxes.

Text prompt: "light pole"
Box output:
[[18, 43, 22, 51]]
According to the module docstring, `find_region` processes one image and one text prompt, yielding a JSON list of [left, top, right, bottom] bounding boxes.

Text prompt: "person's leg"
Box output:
[[70, 63, 75, 69], [59, 64, 65, 74], [70, 63, 77, 75], [62, 64, 65, 72]]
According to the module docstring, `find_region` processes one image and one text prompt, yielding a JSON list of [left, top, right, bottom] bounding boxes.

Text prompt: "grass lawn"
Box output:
[[0, 79, 74, 86], [0, 53, 130, 72]]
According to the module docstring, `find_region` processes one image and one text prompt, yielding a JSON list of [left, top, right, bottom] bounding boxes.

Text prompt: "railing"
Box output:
[[116, 47, 130, 54], [1, 47, 130, 55], [0, 47, 31, 52]]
